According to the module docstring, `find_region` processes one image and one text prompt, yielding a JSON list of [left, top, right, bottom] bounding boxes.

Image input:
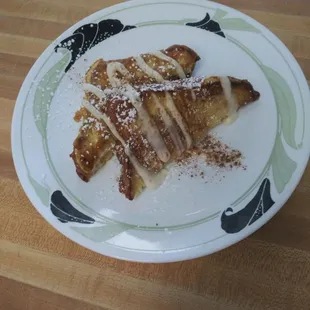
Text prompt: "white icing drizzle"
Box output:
[[220, 76, 239, 124], [121, 85, 170, 163], [164, 92, 192, 149], [151, 93, 184, 156], [82, 99, 166, 189], [106, 62, 132, 87], [134, 55, 165, 82], [83, 83, 107, 100], [191, 89, 196, 102], [149, 51, 186, 79], [83, 83, 132, 106]]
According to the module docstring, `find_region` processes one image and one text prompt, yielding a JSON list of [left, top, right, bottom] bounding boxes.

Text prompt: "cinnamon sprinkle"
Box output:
[[177, 135, 245, 178]]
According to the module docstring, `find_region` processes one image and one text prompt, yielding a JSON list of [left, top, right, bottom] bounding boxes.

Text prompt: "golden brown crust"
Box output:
[[114, 143, 133, 200], [70, 112, 114, 182], [112, 143, 146, 200], [164, 44, 200, 76]]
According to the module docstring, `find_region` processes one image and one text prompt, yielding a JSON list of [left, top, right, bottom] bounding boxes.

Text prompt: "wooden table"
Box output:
[[1, 1, 310, 309]]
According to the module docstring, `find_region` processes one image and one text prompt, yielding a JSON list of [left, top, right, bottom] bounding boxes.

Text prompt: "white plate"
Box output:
[[12, 0, 310, 262]]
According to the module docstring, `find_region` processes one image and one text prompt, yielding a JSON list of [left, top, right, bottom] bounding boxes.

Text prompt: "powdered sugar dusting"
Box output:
[[137, 76, 205, 93], [116, 105, 137, 125]]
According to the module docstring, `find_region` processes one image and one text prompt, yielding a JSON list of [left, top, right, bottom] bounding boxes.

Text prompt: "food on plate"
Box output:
[[79, 76, 260, 199], [71, 45, 201, 181]]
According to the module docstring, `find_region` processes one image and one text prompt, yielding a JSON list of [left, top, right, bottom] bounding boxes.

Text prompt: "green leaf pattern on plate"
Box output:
[[212, 8, 228, 21], [213, 9, 260, 33], [28, 174, 50, 207], [27, 51, 71, 209], [262, 66, 298, 149], [33, 51, 71, 137], [261, 65, 298, 192], [71, 224, 132, 242], [271, 135, 297, 193]]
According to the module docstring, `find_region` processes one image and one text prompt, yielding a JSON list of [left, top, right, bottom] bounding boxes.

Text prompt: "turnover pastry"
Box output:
[[71, 45, 200, 182]]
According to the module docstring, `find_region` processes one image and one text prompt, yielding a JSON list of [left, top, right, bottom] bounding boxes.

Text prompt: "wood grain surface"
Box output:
[[1, 1, 310, 309]]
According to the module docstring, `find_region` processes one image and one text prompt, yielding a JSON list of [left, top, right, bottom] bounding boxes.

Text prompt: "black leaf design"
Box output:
[[50, 190, 95, 224], [186, 13, 225, 38], [221, 179, 275, 233], [55, 20, 136, 72]]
